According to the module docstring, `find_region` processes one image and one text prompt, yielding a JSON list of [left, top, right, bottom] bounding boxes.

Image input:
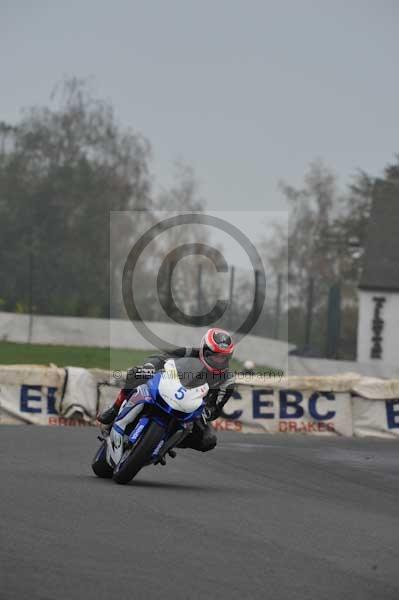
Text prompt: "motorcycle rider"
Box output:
[[98, 328, 235, 452]]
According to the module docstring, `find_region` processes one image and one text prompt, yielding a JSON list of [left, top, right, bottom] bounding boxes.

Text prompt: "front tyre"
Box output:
[[92, 440, 113, 478], [113, 421, 165, 485]]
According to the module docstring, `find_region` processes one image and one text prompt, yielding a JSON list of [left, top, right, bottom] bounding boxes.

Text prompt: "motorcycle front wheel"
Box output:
[[113, 421, 165, 485], [92, 440, 113, 478]]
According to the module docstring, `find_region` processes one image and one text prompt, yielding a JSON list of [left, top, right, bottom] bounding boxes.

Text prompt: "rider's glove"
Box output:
[[202, 406, 216, 422], [136, 363, 156, 379]]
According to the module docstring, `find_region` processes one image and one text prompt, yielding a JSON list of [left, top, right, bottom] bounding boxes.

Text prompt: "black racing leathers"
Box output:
[[123, 347, 235, 452]]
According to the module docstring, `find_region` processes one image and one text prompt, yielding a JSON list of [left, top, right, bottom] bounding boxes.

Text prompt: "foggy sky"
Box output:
[[1, 0, 398, 212]]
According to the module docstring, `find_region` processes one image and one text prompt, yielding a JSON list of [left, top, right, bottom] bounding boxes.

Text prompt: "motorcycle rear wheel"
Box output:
[[113, 421, 165, 485]]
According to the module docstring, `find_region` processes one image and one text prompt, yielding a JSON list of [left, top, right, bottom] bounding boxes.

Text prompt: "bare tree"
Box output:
[[0, 77, 152, 317]]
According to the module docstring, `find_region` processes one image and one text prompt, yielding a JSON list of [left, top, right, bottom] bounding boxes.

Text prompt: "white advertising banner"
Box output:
[[352, 396, 399, 439], [0, 366, 93, 427], [351, 376, 399, 439], [0, 382, 63, 425], [1, 365, 399, 439], [212, 385, 353, 436]]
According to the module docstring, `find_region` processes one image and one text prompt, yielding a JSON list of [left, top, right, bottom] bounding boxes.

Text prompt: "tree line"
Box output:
[[263, 157, 399, 358], [0, 78, 206, 320], [1, 77, 398, 359]]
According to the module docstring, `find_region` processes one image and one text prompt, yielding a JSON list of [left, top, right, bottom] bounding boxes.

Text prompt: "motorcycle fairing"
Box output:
[[105, 360, 208, 469], [107, 401, 144, 466], [128, 416, 150, 444], [148, 359, 208, 414]]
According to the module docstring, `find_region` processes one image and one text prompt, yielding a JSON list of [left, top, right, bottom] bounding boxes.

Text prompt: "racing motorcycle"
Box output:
[[91, 359, 209, 484]]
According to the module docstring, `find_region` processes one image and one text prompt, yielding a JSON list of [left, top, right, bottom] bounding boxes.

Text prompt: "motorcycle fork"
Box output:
[[153, 421, 193, 463]]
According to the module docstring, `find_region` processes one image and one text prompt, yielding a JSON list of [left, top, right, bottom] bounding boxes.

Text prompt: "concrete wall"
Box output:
[[357, 290, 399, 365], [287, 355, 399, 378], [2, 310, 398, 377], [0, 312, 291, 372]]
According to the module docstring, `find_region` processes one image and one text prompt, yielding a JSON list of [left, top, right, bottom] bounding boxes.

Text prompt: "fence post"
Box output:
[[326, 282, 341, 358], [304, 277, 314, 351], [274, 273, 282, 339], [251, 269, 266, 335], [27, 231, 34, 343]]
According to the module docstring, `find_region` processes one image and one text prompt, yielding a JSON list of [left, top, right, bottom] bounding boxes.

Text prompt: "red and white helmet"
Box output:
[[199, 328, 235, 373]]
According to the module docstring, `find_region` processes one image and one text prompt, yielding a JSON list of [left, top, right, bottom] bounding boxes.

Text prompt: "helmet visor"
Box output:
[[203, 346, 231, 371]]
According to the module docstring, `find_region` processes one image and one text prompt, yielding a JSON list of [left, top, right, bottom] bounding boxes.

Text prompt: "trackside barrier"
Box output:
[[0, 365, 96, 426], [1, 366, 399, 438]]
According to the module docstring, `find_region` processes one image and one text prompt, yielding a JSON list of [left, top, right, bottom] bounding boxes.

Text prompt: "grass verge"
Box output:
[[0, 341, 282, 376]]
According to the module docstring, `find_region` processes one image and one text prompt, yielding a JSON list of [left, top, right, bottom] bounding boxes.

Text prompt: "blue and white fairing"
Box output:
[[107, 359, 209, 466], [148, 359, 209, 416]]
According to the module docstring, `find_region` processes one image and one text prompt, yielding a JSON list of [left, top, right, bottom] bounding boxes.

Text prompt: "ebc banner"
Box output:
[[213, 385, 353, 436], [352, 396, 399, 438]]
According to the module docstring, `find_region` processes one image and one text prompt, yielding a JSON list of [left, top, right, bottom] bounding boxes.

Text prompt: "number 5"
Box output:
[[175, 386, 186, 400]]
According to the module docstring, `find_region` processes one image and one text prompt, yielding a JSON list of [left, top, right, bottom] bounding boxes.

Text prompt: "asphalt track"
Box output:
[[1, 427, 399, 600]]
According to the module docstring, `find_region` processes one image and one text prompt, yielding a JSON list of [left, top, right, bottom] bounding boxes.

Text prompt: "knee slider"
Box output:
[[202, 432, 217, 452]]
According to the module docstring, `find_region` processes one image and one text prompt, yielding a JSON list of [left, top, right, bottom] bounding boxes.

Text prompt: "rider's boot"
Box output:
[[97, 389, 128, 425], [97, 405, 119, 425], [177, 418, 217, 452]]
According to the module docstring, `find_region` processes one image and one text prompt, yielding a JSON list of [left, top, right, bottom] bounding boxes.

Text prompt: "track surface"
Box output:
[[1, 427, 399, 600]]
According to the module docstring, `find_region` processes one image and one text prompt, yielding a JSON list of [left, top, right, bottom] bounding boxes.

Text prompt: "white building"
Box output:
[[357, 180, 399, 364]]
